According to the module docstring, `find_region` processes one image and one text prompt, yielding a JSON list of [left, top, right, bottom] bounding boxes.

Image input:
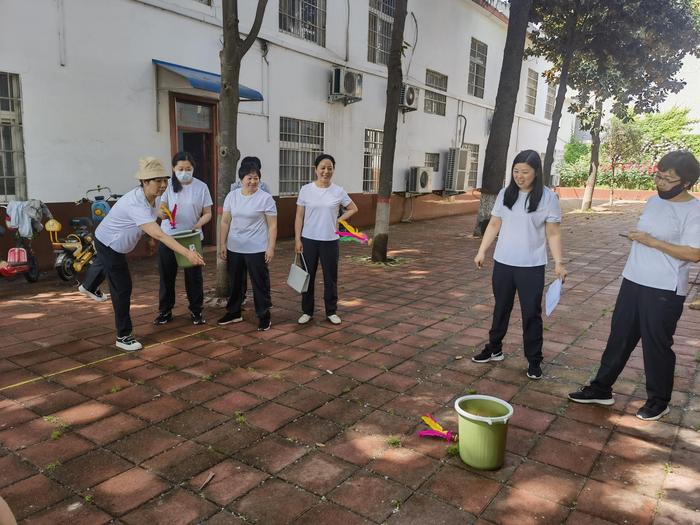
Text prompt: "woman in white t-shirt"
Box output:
[[217, 161, 277, 330], [154, 152, 213, 326], [570, 150, 700, 421], [88, 157, 204, 352], [473, 150, 567, 379], [295, 153, 358, 325]]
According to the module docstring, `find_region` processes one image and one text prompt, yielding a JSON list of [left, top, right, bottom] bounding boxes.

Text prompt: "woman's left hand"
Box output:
[[265, 248, 275, 264], [628, 230, 654, 246], [554, 262, 568, 283]]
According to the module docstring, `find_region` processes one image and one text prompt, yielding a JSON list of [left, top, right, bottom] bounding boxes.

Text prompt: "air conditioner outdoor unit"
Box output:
[[399, 84, 419, 112], [329, 66, 363, 104], [406, 166, 433, 194], [444, 147, 474, 193]]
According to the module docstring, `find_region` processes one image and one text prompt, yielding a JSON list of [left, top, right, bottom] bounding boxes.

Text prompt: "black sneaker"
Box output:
[[218, 312, 243, 325], [636, 403, 670, 421], [568, 386, 614, 406], [115, 335, 143, 352], [257, 313, 271, 331], [471, 348, 504, 363], [153, 311, 173, 325], [191, 312, 206, 325], [526, 363, 543, 380]]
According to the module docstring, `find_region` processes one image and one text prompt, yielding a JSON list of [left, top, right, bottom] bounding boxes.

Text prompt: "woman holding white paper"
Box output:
[[569, 150, 700, 421], [473, 150, 567, 379]]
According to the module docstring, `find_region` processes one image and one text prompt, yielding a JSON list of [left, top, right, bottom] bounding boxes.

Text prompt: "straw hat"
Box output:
[[134, 157, 169, 180]]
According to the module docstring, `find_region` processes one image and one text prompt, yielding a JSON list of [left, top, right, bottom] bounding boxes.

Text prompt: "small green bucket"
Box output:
[[454, 395, 513, 470], [171, 229, 202, 268]]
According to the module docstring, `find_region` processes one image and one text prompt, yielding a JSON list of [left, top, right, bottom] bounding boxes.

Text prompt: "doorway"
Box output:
[[170, 96, 218, 244]]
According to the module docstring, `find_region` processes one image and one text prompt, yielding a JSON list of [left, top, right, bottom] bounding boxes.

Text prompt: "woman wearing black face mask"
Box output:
[[569, 150, 700, 421]]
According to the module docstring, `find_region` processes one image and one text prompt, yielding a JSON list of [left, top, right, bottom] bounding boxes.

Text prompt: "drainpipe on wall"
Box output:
[[56, 0, 67, 66]]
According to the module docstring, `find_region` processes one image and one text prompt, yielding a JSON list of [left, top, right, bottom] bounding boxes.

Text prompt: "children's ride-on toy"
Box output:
[[0, 201, 52, 282]]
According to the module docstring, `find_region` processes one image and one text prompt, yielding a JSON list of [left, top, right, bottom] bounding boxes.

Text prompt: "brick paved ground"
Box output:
[[0, 201, 698, 525]]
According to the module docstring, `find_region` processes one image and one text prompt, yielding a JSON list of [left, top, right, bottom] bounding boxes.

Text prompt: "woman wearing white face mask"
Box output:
[[154, 151, 213, 326]]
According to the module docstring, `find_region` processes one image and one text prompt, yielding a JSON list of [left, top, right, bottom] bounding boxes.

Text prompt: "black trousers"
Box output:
[[94, 239, 133, 338], [591, 278, 684, 408], [157, 243, 204, 315], [301, 237, 339, 316], [226, 250, 271, 318], [82, 253, 106, 293], [487, 261, 545, 365]]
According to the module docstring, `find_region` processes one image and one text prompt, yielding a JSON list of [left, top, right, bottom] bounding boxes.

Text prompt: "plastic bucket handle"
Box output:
[[454, 394, 514, 426]]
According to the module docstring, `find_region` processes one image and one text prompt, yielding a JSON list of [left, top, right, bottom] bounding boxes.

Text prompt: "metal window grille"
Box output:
[[468, 38, 487, 99], [544, 83, 556, 120], [0, 72, 26, 201], [368, 0, 395, 65], [425, 153, 440, 172], [425, 69, 448, 92], [279, 0, 327, 47], [465, 143, 479, 186], [424, 90, 446, 116], [279, 117, 324, 196], [193, 0, 211, 5], [525, 68, 538, 114], [363, 129, 383, 193]]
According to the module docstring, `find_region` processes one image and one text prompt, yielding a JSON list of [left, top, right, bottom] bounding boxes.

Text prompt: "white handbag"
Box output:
[[287, 253, 310, 293]]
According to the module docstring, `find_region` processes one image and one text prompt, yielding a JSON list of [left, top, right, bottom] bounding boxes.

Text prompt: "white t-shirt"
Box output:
[[623, 195, 700, 296], [95, 186, 158, 254], [160, 178, 213, 239], [491, 186, 562, 267], [223, 188, 277, 253], [297, 182, 352, 241]]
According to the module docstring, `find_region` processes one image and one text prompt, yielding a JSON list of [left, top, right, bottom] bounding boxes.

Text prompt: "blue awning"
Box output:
[[152, 59, 263, 101]]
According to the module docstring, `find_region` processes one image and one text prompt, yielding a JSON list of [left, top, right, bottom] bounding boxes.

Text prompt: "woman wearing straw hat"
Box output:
[[88, 157, 205, 352]]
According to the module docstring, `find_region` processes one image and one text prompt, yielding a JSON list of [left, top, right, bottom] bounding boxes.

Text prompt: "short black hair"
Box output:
[[314, 153, 336, 168], [240, 156, 262, 170], [657, 150, 700, 187]]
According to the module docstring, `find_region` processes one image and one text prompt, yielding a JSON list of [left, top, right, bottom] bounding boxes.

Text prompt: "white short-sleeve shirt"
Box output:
[[95, 186, 158, 254], [223, 188, 277, 253], [623, 195, 700, 295], [491, 186, 562, 267], [297, 182, 352, 241], [160, 178, 213, 239]]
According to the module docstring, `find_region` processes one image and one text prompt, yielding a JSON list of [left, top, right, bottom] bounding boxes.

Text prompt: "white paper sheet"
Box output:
[[545, 278, 562, 317]]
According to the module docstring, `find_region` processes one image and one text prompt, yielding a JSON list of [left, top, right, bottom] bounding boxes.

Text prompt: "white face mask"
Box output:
[[175, 170, 194, 183]]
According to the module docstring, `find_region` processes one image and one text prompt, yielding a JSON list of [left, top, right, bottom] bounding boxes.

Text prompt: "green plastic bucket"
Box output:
[[454, 394, 513, 470], [171, 229, 202, 268]]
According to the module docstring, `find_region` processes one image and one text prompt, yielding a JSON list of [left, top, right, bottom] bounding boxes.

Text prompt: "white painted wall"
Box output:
[[0, 0, 574, 202]]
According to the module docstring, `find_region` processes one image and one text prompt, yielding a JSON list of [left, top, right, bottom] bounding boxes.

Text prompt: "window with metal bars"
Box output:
[[525, 68, 538, 114], [279, 117, 324, 196], [465, 144, 479, 187], [544, 83, 556, 120], [424, 91, 446, 116], [368, 0, 395, 65], [193, 0, 211, 5], [468, 38, 487, 99], [363, 129, 383, 193], [0, 72, 26, 201], [425, 153, 440, 172], [425, 69, 448, 91], [279, 0, 327, 47]]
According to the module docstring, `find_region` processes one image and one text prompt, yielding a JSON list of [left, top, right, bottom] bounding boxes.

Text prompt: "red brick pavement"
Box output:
[[1, 202, 699, 524]]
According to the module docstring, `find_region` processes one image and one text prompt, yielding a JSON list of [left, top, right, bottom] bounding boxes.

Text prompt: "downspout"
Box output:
[[345, 0, 350, 62]]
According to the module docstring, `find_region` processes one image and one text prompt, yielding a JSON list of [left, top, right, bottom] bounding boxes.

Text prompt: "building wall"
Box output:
[[1, 0, 574, 268]]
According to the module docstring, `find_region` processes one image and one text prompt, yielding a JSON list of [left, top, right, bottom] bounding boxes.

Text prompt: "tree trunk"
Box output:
[[543, 3, 579, 186], [371, 0, 408, 262], [609, 164, 615, 205], [581, 99, 604, 211], [216, 0, 268, 297], [473, 0, 533, 237]]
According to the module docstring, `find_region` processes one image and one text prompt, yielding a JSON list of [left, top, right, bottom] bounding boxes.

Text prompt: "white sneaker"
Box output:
[[298, 314, 312, 324], [327, 314, 342, 325], [116, 335, 143, 352], [79, 284, 109, 302]]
